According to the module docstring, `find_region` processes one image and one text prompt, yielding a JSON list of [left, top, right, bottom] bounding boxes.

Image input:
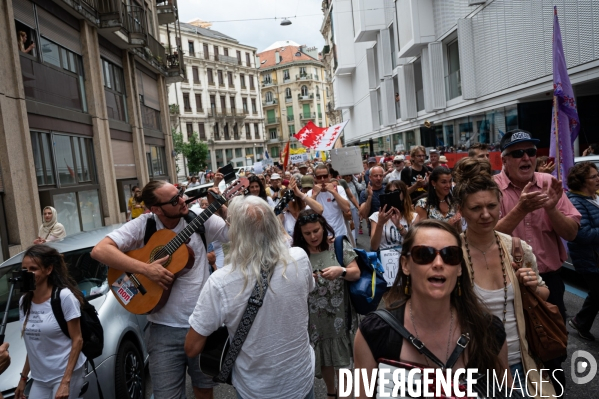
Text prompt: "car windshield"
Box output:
[[0, 248, 109, 324]]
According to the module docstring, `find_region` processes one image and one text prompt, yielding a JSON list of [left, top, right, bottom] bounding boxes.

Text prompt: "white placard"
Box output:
[[380, 249, 401, 287], [262, 158, 273, 166], [253, 161, 263, 174], [330, 146, 363, 175], [289, 154, 306, 164]]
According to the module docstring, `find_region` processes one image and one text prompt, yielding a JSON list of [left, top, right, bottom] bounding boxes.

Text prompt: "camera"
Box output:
[[11, 269, 36, 292]]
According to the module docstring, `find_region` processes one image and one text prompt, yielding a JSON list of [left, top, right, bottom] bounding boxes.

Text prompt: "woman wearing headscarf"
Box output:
[[34, 207, 67, 244]]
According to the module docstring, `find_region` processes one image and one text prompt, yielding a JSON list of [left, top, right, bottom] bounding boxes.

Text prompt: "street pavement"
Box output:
[[146, 231, 598, 398]]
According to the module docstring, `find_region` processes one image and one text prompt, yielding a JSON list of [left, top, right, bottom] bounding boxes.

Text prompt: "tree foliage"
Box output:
[[173, 129, 208, 175]]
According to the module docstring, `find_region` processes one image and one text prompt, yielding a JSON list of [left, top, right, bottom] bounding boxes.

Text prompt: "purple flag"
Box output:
[[550, 6, 580, 187]]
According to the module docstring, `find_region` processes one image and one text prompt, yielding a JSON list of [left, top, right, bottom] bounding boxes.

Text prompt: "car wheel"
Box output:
[[115, 340, 145, 399]]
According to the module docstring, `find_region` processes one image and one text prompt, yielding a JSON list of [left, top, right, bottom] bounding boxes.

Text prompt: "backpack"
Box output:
[[334, 236, 387, 315], [51, 286, 104, 398]]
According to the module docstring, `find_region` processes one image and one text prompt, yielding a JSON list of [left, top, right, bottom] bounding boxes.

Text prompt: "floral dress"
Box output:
[[415, 197, 458, 223], [307, 239, 358, 377]]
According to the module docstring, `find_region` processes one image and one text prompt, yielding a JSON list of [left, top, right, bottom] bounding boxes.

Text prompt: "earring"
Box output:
[[404, 275, 411, 295], [457, 279, 462, 296]]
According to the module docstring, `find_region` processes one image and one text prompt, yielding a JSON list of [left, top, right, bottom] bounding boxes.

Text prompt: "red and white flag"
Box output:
[[293, 121, 348, 150]]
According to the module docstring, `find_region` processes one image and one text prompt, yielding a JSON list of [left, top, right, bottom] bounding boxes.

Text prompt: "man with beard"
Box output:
[[92, 177, 228, 399], [128, 186, 144, 220], [384, 155, 405, 184]]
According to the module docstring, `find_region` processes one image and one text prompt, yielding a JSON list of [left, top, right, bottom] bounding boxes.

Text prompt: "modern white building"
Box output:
[[161, 21, 265, 177], [328, 0, 599, 155]]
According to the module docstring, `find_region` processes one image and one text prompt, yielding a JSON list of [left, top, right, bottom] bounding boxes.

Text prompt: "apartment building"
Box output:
[[329, 0, 598, 155], [0, 0, 184, 260], [257, 41, 332, 158], [162, 21, 266, 176], [320, 2, 343, 127]]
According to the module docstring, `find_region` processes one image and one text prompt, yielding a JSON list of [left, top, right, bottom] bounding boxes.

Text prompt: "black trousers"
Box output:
[[539, 271, 567, 397], [573, 272, 599, 332]]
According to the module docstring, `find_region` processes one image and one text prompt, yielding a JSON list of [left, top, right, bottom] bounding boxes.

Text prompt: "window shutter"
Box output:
[[13, 0, 36, 28], [111, 139, 137, 179], [141, 72, 161, 110], [100, 45, 123, 67], [37, 7, 82, 54]]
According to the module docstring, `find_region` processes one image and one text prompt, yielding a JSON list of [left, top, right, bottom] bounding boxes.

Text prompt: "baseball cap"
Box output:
[[368, 157, 377, 164], [271, 173, 281, 180], [298, 163, 308, 169], [300, 175, 314, 189], [500, 129, 540, 151], [393, 155, 405, 162]]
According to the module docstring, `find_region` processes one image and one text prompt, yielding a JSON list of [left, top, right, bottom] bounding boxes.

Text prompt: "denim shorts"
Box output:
[[147, 323, 218, 398], [510, 362, 531, 398]]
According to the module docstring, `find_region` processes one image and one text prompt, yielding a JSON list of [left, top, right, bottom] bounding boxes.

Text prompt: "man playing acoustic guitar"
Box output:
[[92, 177, 229, 399]]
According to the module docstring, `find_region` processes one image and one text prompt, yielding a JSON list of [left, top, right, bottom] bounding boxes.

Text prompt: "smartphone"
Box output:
[[13, 269, 36, 292], [218, 164, 236, 183], [547, 157, 555, 164], [379, 190, 403, 212]]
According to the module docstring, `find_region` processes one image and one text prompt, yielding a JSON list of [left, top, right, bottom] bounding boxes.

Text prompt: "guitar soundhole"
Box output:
[[150, 246, 172, 267]]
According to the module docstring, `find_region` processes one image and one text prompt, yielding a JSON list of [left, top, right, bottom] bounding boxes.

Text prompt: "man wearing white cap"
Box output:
[[269, 173, 285, 204], [384, 155, 405, 184]]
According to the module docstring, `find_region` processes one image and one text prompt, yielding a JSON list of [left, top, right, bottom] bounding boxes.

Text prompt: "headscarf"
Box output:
[[38, 206, 67, 240]]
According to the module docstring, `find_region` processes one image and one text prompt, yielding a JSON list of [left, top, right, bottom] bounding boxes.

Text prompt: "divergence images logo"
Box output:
[[571, 350, 598, 385]]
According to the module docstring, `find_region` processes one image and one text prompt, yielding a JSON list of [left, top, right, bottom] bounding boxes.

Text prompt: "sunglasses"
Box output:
[[506, 148, 537, 158], [406, 245, 463, 266], [393, 161, 404, 165], [314, 174, 329, 180], [155, 188, 185, 207], [297, 213, 319, 224]]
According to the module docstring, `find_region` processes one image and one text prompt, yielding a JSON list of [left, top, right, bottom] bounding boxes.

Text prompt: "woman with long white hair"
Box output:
[[185, 195, 316, 399], [34, 206, 67, 244]]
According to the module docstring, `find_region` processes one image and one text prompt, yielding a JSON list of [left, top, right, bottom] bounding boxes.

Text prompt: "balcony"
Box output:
[[287, 115, 294, 122], [263, 99, 278, 107], [296, 74, 315, 81], [300, 112, 316, 121], [207, 108, 217, 117], [445, 70, 462, 101], [298, 93, 314, 102], [156, 0, 177, 25], [265, 117, 280, 126], [140, 103, 162, 131], [98, 1, 147, 48], [262, 80, 275, 87], [268, 135, 283, 144]]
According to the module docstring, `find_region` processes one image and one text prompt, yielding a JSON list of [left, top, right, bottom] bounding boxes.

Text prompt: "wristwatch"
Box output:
[[341, 267, 347, 278]]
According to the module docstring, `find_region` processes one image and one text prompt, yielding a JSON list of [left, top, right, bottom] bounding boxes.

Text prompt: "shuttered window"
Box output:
[[37, 7, 81, 55], [140, 70, 161, 110], [13, 0, 36, 28], [100, 45, 122, 67], [111, 139, 137, 179]]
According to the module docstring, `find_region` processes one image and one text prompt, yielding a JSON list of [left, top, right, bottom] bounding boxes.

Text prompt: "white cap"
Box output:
[[270, 173, 281, 180], [393, 155, 405, 162]]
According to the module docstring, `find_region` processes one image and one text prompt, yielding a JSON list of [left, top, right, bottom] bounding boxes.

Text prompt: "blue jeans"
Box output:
[[236, 386, 315, 399], [510, 363, 531, 398], [146, 323, 217, 399]]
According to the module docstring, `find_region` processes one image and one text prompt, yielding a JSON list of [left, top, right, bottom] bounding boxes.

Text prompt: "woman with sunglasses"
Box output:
[[354, 220, 511, 398], [246, 175, 275, 207], [415, 166, 462, 229], [370, 180, 417, 252], [292, 210, 360, 398], [453, 157, 554, 397]]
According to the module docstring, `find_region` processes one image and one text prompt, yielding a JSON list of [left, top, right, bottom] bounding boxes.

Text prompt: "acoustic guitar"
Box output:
[[107, 178, 248, 315]]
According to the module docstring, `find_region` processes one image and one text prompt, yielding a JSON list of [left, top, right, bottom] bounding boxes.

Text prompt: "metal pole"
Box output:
[[553, 95, 561, 181]]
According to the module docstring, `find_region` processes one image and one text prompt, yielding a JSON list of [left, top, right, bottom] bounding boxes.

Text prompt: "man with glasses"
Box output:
[[92, 179, 229, 399], [305, 164, 350, 237], [384, 155, 405, 184], [494, 129, 580, 395]]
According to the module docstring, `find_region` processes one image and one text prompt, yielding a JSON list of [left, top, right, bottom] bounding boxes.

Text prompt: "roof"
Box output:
[[257, 45, 320, 69], [179, 21, 239, 44], [261, 40, 301, 52]]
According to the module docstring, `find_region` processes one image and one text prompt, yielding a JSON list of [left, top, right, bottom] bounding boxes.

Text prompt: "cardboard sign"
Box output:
[[380, 249, 401, 287], [253, 161, 263, 174], [289, 153, 308, 164], [330, 146, 363, 175]]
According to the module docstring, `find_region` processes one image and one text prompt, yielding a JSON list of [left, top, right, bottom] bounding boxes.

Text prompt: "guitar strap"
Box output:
[[215, 268, 270, 384], [143, 212, 207, 250]]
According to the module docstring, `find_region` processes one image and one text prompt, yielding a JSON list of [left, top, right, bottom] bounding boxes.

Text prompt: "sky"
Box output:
[[177, 0, 326, 53]]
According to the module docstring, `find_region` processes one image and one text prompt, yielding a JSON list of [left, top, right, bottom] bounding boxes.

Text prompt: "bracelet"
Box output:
[[20, 373, 27, 381]]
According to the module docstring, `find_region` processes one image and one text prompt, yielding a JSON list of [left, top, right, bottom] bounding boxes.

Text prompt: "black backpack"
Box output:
[[51, 286, 105, 398]]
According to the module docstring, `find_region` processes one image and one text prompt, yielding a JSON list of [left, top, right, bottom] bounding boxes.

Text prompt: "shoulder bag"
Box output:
[[510, 237, 568, 363]]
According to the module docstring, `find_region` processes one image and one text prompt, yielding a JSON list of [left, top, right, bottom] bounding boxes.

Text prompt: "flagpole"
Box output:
[[553, 95, 561, 182]]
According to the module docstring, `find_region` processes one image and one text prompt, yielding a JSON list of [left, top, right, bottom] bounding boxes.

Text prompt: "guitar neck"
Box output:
[[160, 197, 226, 256]]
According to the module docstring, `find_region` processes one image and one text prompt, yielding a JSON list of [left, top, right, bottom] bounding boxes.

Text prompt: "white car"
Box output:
[[0, 225, 148, 399]]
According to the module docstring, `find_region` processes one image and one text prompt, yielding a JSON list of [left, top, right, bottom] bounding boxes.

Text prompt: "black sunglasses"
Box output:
[[393, 161, 404, 164], [297, 213, 320, 225], [506, 148, 537, 158], [406, 245, 463, 266], [155, 188, 185, 207]]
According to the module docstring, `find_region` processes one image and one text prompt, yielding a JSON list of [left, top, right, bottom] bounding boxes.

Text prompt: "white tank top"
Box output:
[[474, 282, 522, 366], [282, 212, 297, 237]]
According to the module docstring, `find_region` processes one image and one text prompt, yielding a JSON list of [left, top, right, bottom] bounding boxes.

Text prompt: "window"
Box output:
[[317, 104, 322, 119], [188, 41, 195, 56], [285, 88, 292, 98], [245, 52, 251, 66], [389, 24, 397, 69], [286, 106, 294, 121], [32, 132, 95, 187], [195, 94, 203, 112], [263, 74, 272, 84], [245, 123, 251, 139], [240, 73, 246, 88], [446, 40, 462, 100], [254, 123, 260, 140], [242, 98, 248, 112], [199, 123, 206, 140], [245, 146, 253, 155], [265, 92, 273, 103], [235, 148, 242, 158], [207, 68, 214, 85], [214, 123, 220, 139], [316, 86, 320, 99], [249, 75, 255, 90], [269, 129, 278, 140], [213, 45, 219, 61], [230, 96, 236, 111], [147, 145, 168, 177], [53, 189, 102, 235], [255, 146, 263, 159], [266, 109, 276, 124], [186, 123, 193, 137], [203, 43, 209, 59], [224, 48, 229, 57], [183, 93, 191, 111], [301, 85, 308, 97], [228, 71, 234, 86], [210, 95, 216, 111], [299, 67, 306, 76], [237, 50, 242, 65], [220, 96, 226, 112], [225, 148, 233, 159], [326, 87, 330, 98], [251, 99, 257, 113], [192, 67, 199, 84], [414, 59, 424, 112], [288, 124, 295, 135], [102, 59, 128, 122], [302, 104, 311, 118], [283, 69, 290, 80], [218, 70, 224, 86], [270, 146, 279, 157]]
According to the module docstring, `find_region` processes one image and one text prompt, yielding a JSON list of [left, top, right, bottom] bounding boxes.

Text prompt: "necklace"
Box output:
[[464, 238, 495, 269], [464, 231, 508, 324], [409, 300, 454, 366]]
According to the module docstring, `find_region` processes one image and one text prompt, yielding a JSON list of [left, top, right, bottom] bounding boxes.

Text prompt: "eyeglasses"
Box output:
[[297, 213, 319, 224], [155, 188, 185, 207], [406, 245, 463, 266], [506, 148, 537, 158], [586, 173, 599, 180], [393, 161, 404, 165], [314, 174, 329, 180]]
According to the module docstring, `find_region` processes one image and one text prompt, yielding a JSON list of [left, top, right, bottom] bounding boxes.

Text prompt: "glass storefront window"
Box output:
[[53, 190, 102, 236], [79, 189, 102, 231], [505, 105, 518, 131], [444, 124, 454, 148], [53, 192, 81, 236], [54, 135, 76, 186], [406, 130, 416, 149]]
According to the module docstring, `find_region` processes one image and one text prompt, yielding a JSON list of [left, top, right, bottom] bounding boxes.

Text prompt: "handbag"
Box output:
[[510, 237, 568, 363], [374, 309, 519, 399]]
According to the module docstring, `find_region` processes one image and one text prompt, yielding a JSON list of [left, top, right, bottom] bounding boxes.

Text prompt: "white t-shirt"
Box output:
[[107, 212, 228, 327], [281, 211, 297, 237], [19, 289, 86, 382], [189, 247, 315, 399], [306, 185, 349, 237], [369, 211, 417, 250], [384, 169, 403, 184], [190, 205, 225, 269]]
